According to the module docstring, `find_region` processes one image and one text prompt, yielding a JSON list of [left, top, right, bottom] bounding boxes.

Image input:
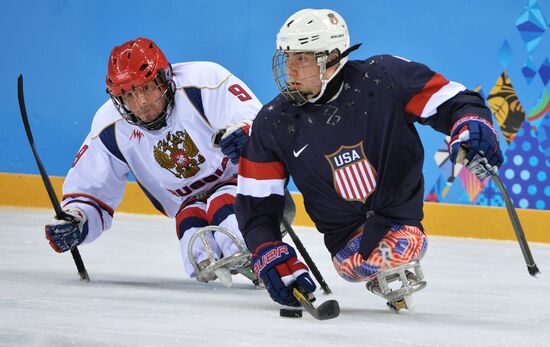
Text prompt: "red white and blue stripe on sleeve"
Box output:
[[404, 72, 466, 119], [237, 157, 287, 198], [382, 55, 466, 119], [235, 123, 289, 251]]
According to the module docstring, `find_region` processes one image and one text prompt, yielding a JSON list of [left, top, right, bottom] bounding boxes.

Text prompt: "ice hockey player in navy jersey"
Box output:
[[231, 9, 503, 310], [44, 37, 262, 286]]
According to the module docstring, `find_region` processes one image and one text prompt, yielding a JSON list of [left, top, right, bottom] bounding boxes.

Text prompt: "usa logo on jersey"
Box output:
[[325, 142, 377, 203]]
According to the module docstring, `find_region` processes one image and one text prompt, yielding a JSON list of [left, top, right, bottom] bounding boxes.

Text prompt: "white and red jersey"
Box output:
[[63, 62, 262, 244]]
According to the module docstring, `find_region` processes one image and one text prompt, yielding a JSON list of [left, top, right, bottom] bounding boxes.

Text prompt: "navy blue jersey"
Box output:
[[236, 55, 493, 256]]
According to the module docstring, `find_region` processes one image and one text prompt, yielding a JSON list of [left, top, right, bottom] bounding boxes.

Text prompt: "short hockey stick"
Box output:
[[281, 218, 332, 294], [457, 146, 540, 277], [292, 287, 340, 320], [491, 174, 540, 276], [17, 74, 90, 281]]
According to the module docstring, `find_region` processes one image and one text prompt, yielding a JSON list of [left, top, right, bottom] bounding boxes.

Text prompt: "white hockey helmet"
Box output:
[[273, 9, 356, 105], [276, 9, 350, 63]]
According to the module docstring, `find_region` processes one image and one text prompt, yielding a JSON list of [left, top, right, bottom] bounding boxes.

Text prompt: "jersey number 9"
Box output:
[[228, 84, 252, 102]]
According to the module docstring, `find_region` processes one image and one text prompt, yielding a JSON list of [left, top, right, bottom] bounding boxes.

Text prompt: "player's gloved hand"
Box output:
[[252, 241, 316, 307], [448, 115, 503, 179], [45, 207, 89, 253], [212, 121, 251, 164]]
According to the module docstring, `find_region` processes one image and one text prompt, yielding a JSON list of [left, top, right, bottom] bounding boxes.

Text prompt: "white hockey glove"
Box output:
[[211, 120, 252, 164], [45, 207, 89, 253]]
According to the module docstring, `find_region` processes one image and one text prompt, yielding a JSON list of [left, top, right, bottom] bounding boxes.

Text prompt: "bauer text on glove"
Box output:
[[252, 241, 316, 306]]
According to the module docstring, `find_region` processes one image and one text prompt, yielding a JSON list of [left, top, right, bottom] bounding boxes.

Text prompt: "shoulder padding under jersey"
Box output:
[[171, 62, 233, 90], [90, 99, 124, 138]]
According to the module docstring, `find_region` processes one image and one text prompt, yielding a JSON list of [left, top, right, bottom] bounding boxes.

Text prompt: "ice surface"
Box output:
[[1, 207, 549, 346]]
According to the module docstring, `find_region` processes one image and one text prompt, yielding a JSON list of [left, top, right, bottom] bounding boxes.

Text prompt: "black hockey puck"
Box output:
[[280, 308, 303, 318]]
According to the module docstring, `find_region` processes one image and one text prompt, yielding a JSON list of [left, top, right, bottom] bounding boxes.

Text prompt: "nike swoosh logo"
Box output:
[[293, 144, 309, 158]]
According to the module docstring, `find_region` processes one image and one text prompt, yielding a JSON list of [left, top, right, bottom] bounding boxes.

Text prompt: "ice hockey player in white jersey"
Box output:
[[44, 37, 262, 285]]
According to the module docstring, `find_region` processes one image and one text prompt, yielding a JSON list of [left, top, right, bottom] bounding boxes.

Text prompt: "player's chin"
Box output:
[[137, 112, 161, 124], [287, 84, 312, 95]]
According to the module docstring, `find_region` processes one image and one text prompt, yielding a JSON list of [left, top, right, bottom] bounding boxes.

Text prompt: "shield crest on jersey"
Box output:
[[325, 142, 377, 203], [153, 130, 205, 179]]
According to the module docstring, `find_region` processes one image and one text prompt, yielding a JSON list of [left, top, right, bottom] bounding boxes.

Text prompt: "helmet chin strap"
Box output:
[[307, 43, 361, 104], [326, 43, 362, 69]]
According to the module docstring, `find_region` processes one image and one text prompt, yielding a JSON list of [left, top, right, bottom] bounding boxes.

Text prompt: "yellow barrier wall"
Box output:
[[1, 172, 549, 243]]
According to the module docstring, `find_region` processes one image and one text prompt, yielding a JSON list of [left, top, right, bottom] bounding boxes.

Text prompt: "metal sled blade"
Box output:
[[367, 260, 426, 312], [214, 267, 233, 288]]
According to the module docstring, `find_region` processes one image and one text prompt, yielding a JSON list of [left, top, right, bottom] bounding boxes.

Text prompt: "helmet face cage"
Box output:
[[272, 49, 329, 106], [110, 69, 176, 130]]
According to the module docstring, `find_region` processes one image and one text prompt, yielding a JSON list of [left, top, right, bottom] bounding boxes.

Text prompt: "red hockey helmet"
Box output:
[[106, 37, 170, 96], [106, 38, 175, 130]]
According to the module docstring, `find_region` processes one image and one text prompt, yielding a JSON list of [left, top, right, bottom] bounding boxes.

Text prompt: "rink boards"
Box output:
[[1, 172, 548, 243]]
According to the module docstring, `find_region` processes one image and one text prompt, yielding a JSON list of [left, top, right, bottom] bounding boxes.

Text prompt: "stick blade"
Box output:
[[70, 248, 90, 282], [79, 270, 91, 282], [292, 288, 340, 320], [315, 299, 340, 320], [528, 264, 541, 278]]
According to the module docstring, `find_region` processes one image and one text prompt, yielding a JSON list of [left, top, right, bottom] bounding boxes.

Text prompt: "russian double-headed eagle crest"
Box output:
[[153, 131, 205, 178]]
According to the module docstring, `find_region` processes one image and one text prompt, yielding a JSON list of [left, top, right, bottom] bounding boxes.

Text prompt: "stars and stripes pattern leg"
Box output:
[[332, 224, 428, 282]]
